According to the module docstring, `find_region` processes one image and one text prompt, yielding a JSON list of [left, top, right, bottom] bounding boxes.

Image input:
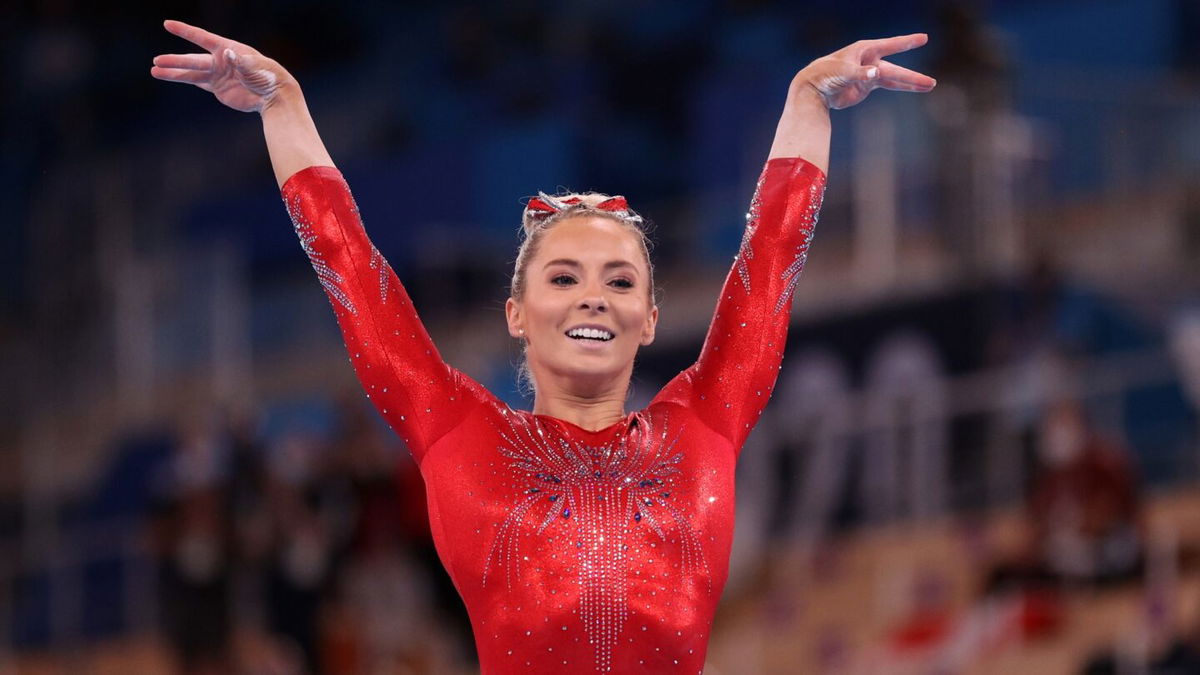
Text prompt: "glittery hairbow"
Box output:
[[524, 192, 644, 225]]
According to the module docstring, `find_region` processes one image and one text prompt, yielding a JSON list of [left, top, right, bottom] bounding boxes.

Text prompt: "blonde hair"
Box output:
[[511, 191, 658, 302], [510, 191, 659, 396]]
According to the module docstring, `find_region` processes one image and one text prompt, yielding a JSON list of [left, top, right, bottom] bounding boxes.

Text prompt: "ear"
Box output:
[[640, 305, 659, 346], [505, 297, 524, 339]]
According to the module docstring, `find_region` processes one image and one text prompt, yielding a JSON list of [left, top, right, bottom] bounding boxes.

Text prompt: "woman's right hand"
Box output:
[[151, 20, 295, 114]]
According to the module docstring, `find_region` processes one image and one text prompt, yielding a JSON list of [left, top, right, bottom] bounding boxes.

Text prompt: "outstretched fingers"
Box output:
[[152, 53, 213, 71], [859, 33, 929, 64], [163, 19, 226, 53], [149, 66, 213, 87], [876, 60, 936, 92]]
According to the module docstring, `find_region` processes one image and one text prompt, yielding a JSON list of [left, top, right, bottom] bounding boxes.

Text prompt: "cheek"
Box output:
[[524, 297, 568, 335], [616, 302, 653, 332]]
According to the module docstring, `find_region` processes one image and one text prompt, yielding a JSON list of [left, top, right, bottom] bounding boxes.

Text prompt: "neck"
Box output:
[[531, 388, 628, 432]]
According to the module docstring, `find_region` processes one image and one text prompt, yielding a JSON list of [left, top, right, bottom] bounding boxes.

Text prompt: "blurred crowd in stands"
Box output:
[[145, 397, 474, 674]]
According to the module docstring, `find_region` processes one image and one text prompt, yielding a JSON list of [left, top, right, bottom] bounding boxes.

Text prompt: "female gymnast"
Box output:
[[152, 20, 934, 673]]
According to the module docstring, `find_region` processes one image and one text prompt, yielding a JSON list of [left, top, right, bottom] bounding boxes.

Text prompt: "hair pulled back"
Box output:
[[511, 192, 658, 302], [509, 191, 660, 397]]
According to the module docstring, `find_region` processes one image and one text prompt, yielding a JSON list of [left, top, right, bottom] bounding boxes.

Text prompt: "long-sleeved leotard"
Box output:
[[281, 157, 825, 674]]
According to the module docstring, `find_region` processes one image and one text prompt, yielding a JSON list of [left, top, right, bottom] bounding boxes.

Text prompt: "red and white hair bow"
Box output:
[[523, 192, 643, 226]]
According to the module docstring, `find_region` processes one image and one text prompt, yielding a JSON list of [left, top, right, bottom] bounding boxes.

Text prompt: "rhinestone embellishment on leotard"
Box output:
[[735, 221, 758, 293], [485, 411, 707, 672], [368, 243, 392, 304], [286, 193, 358, 316], [774, 178, 826, 313], [735, 170, 767, 293]]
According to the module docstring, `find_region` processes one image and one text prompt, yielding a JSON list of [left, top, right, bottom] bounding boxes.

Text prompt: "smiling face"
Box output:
[[506, 215, 658, 395]]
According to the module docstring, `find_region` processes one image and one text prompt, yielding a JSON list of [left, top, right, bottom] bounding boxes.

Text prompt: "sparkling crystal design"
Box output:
[[774, 180, 825, 313], [286, 193, 357, 316], [735, 222, 758, 293], [484, 410, 707, 672], [369, 243, 391, 304], [735, 171, 767, 293]]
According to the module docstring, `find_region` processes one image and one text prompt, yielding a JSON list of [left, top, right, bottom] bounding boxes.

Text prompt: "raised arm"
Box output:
[[653, 35, 935, 450], [152, 21, 488, 462], [151, 19, 332, 186]]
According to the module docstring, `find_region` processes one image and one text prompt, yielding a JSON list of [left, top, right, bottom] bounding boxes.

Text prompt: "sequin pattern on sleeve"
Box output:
[[774, 176, 824, 313], [733, 170, 765, 293], [286, 192, 358, 316]]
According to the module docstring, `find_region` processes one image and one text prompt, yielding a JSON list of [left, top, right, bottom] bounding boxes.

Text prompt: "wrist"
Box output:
[[785, 75, 831, 113], [767, 73, 832, 167], [260, 76, 303, 117]]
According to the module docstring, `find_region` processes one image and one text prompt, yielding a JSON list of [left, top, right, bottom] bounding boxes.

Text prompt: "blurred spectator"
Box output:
[[985, 397, 1145, 613], [141, 392, 485, 673], [329, 394, 477, 671], [991, 255, 1188, 485], [262, 432, 336, 675], [1025, 400, 1144, 587], [151, 416, 235, 675]]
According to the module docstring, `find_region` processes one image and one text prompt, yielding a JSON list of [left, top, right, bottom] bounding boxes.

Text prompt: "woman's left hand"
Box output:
[[794, 33, 936, 110]]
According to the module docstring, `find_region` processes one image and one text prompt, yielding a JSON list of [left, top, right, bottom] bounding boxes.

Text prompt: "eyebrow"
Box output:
[[542, 258, 639, 275]]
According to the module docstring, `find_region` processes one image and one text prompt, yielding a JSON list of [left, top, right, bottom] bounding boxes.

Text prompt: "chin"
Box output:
[[562, 360, 623, 380], [546, 352, 632, 383]]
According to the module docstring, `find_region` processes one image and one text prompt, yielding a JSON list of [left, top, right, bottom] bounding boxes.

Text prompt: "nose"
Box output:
[[578, 296, 608, 312], [577, 283, 608, 312]]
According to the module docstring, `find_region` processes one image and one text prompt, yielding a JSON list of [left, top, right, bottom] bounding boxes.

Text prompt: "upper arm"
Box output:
[[651, 158, 827, 449], [282, 166, 486, 462]]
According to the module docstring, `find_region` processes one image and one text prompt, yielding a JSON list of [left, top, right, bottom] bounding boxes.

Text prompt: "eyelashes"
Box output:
[[551, 274, 634, 289]]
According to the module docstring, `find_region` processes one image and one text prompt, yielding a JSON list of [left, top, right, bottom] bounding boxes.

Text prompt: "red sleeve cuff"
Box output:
[[280, 165, 343, 195], [764, 155, 826, 184]]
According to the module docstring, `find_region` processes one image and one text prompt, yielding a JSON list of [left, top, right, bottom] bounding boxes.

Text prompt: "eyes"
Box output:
[[551, 274, 634, 290]]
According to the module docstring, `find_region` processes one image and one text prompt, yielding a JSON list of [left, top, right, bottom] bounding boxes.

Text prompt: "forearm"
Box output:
[[261, 84, 335, 188], [767, 83, 831, 172]]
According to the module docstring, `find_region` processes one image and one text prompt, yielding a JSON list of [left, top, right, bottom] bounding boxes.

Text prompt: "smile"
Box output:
[[565, 327, 615, 342]]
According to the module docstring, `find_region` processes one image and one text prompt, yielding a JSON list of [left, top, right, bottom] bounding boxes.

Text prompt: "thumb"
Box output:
[[224, 49, 279, 96], [224, 48, 258, 73]]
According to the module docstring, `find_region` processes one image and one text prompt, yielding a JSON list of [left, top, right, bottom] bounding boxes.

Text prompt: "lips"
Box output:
[[564, 324, 616, 342]]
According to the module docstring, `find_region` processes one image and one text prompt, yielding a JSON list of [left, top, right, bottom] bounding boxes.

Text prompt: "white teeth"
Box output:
[[567, 327, 614, 341]]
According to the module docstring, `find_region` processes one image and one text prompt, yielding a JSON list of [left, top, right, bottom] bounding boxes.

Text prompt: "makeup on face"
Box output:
[[518, 217, 657, 381]]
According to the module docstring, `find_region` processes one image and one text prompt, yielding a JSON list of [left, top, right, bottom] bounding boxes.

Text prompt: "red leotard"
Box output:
[[281, 157, 825, 673]]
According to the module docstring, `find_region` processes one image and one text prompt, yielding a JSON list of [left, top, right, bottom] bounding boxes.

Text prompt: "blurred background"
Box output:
[[2, 0, 1200, 673]]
